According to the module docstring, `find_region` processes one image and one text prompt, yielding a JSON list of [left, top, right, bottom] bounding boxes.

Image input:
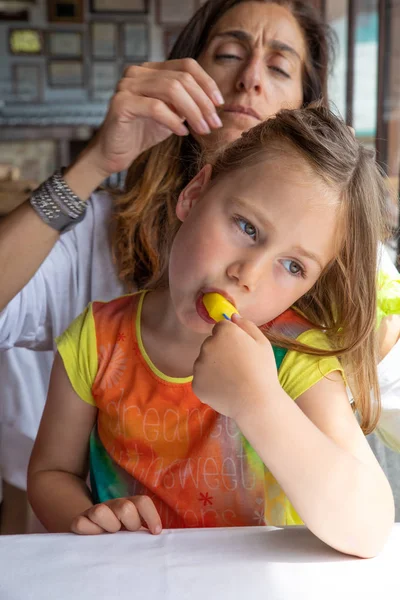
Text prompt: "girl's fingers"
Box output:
[[71, 514, 107, 535], [83, 502, 123, 533], [109, 498, 142, 532], [230, 313, 266, 342], [70, 496, 161, 536], [130, 496, 162, 535]]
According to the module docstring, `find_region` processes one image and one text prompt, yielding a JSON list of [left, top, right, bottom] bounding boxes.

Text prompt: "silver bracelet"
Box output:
[[30, 169, 87, 233]]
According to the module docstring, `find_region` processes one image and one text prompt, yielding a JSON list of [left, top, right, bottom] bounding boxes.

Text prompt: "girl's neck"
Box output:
[[140, 288, 208, 378]]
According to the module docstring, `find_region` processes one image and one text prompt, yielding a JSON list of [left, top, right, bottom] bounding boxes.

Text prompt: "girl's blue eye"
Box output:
[[281, 259, 304, 277], [236, 217, 257, 240]]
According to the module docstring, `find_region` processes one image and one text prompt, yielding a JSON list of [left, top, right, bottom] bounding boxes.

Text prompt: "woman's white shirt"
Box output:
[[0, 191, 125, 351]]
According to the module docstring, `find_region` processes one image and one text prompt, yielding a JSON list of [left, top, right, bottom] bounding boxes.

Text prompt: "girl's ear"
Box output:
[[176, 164, 212, 222]]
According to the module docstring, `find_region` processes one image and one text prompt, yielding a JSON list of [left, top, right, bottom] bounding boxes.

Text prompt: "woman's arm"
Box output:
[[27, 353, 98, 532], [0, 155, 105, 313], [0, 59, 223, 312], [0, 193, 120, 351], [237, 372, 394, 558]]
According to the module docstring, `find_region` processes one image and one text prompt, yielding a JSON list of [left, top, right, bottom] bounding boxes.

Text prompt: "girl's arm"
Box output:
[[28, 353, 162, 534], [193, 316, 394, 559], [27, 353, 98, 531], [237, 371, 394, 558]]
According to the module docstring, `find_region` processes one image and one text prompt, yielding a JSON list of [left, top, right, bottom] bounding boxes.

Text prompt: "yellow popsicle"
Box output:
[[202, 292, 238, 322]]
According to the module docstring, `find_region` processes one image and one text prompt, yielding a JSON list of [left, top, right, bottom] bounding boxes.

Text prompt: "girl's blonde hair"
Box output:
[[203, 105, 389, 434], [111, 0, 335, 289]]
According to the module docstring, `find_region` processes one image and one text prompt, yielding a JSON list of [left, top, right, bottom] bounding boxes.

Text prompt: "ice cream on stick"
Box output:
[[202, 292, 239, 322]]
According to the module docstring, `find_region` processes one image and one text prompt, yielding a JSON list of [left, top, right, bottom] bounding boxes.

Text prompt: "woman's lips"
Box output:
[[223, 105, 261, 121]]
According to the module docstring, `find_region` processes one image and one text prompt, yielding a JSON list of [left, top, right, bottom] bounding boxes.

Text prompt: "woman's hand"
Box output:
[[192, 314, 279, 422], [86, 59, 225, 177], [70, 495, 162, 535]]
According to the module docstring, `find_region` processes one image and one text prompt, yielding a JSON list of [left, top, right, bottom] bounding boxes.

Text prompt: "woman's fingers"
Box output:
[[110, 91, 189, 137], [133, 58, 225, 107], [117, 79, 215, 135], [120, 64, 224, 134]]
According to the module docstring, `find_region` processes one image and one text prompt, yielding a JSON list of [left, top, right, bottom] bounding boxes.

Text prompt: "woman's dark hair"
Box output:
[[112, 0, 336, 289]]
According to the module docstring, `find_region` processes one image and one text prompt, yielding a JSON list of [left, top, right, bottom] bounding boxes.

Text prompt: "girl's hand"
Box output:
[[86, 59, 224, 177], [192, 315, 279, 422], [70, 495, 162, 535]]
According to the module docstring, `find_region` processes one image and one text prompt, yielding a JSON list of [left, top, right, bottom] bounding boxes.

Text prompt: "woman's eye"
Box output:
[[269, 65, 290, 78], [281, 259, 305, 277], [216, 54, 242, 61], [236, 217, 257, 240]]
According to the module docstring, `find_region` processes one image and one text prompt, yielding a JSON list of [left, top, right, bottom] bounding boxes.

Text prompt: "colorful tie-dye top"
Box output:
[[56, 291, 343, 529]]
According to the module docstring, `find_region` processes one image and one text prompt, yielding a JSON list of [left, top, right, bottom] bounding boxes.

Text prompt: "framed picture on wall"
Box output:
[[48, 31, 82, 57], [156, 0, 200, 25], [0, 9, 29, 22], [48, 60, 84, 87], [163, 27, 181, 58], [47, 0, 84, 23], [122, 23, 148, 60], [91, 22, 117, 59], [12, 64, 42, 102], [9, 29, 43, 55], [91, 62, 118, 99], [90, 0, 148, 13]]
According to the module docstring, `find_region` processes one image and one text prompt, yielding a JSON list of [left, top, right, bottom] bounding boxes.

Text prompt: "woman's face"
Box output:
[[197, 1, 306, 147]]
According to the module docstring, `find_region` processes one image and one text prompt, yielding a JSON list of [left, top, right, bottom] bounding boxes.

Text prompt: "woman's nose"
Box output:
[[235, 56, 264, 94]]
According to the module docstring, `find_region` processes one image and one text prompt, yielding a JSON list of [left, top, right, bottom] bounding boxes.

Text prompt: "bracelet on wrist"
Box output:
[[30, 169, 87, 233]]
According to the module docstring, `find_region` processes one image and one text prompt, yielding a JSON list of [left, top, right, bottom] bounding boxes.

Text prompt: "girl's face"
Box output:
[[169, 155, 340, 335], [197, 1, 305, 147]]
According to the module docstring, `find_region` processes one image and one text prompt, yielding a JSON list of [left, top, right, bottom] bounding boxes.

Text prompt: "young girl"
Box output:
[[28, 106, 394, 558]]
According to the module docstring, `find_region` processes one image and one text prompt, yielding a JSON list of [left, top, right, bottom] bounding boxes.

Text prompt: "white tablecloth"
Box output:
[[0, 525, 397, 600]]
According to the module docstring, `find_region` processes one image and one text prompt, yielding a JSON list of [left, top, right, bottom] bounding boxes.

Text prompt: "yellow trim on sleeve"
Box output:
[[56, 304, 98, 406], [278, 329, 344, 401]]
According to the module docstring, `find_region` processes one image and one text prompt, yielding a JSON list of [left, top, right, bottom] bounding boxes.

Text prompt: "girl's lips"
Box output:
[[195, 295, 216, 324]]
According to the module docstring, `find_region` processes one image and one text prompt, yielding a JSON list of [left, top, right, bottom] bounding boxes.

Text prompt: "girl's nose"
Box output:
[[226, 257, 266, 292]]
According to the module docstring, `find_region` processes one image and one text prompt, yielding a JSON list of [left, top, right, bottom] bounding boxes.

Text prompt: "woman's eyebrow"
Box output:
[[211, 30, 301, 62]]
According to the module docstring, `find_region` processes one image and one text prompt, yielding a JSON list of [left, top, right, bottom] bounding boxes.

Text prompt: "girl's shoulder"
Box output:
[[91, 291, 143, 337], [267, 307, 316, 340], [268, 308, 344, 401]]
